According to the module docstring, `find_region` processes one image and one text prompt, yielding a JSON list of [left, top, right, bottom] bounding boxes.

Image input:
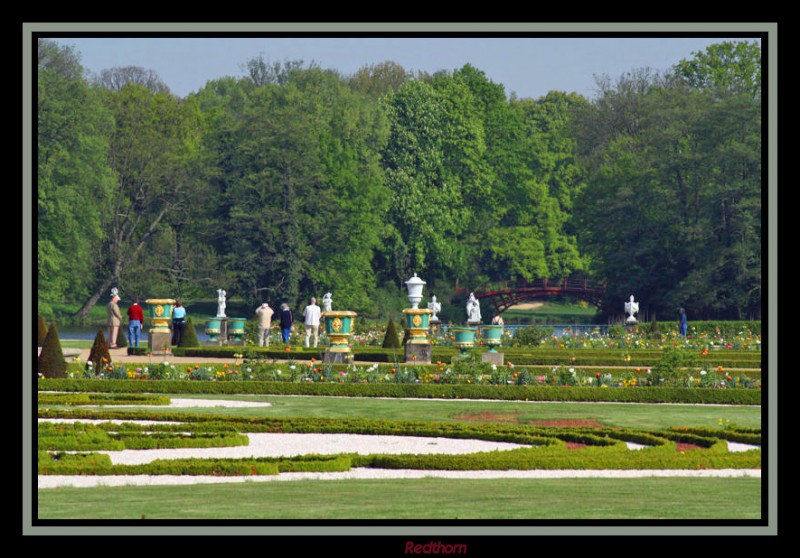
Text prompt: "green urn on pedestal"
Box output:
[[146, 298, 176, 353], [322, 310, 357, 363]]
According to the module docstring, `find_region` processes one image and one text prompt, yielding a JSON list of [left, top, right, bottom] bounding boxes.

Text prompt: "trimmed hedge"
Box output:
[[39, 378, 762, 405], [38, 422, 249, 451], [133, 344, 762, 370], [38, 393, 171, 406]]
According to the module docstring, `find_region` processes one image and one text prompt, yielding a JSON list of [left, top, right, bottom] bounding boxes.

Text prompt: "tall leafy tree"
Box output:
[[198, 63, 391, 313], [572, 44, 760, 319], [74, 82, 204, 317], [38, 39, 115, 316]]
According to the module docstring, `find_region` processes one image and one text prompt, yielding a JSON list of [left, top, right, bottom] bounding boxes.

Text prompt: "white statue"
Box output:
[[466, 292, 481, 324], [216, 289, 227, 318], [625, 294, 639, 324], [322, 292, 333, 312], [427, 294, 441, 322]]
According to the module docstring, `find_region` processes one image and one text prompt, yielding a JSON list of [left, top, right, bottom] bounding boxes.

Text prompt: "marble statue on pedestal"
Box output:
[[217, 289, 227, 318], [427, 294, 441, 322], [466, 292, 481, 324]]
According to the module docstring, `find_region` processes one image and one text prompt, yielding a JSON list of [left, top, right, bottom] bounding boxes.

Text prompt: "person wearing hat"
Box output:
[[255, 302, 275, 347], [106, 294, 122, 348]]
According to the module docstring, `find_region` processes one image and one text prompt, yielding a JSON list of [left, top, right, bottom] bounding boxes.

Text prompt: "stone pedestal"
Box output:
[[322, 350, 353, 364], [404, 342, 432, 364], [481, 351, 505, 366], [148, 331, 172, 354]]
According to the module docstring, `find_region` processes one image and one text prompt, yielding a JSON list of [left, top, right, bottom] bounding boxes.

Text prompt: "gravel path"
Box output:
[[38, 468, 761, 488]]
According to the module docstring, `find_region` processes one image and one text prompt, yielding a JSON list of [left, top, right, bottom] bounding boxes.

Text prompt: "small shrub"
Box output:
[[38, 323, 67, 379], [382, 318, 401, 349], [509, 326, 554, 347], [180, 316, 200, 348], [85, 329, 112, 375]]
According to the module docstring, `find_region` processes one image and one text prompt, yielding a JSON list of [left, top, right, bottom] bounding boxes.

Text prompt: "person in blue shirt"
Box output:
[[172, 300, 187, 346], [679, 308, 688, 337]]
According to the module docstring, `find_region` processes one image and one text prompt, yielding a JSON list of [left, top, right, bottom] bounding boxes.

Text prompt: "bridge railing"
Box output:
[[458, 277, 605, 297]]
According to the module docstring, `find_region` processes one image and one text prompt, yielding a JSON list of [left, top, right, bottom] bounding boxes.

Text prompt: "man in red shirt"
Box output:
[[127, 300, 145, 348]]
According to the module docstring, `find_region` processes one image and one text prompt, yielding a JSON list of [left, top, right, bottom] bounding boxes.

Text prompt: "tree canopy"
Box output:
[[37, 40, 761, 321]]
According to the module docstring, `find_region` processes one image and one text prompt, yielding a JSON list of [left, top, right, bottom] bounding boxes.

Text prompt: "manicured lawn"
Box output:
[[37, 477, 761, 520], [122, 393, 762, 431]]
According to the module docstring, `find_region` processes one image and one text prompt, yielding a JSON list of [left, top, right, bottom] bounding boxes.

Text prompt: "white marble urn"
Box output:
[[405, 273, 426, 309]]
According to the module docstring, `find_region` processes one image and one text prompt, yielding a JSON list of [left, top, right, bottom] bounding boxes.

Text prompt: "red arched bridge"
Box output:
[[460, 278, 606, 314]]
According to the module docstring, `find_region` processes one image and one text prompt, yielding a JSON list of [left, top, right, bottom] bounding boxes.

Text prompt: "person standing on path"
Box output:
[[171, 300, 187, 346], [106, 294, 122, 348], [127, 299, 145, 348], [280, 303, 293, 344], [679, 308, 688, 337], [255, 302, 275, 347], [302, 297, 322, 348]]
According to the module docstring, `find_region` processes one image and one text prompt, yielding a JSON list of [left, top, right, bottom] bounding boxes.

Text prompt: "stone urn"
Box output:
[[405, 273, 426, 309], [322, 311, 357, 352], [451, 326, 477, 356], [482, 325, 503, 353]]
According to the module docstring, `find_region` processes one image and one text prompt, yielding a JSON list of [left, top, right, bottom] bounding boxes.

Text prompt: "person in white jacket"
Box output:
[[302, 297, 322, 348]]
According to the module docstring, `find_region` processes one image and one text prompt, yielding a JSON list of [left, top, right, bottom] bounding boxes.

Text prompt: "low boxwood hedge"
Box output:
[[38, 378, 762, 405]]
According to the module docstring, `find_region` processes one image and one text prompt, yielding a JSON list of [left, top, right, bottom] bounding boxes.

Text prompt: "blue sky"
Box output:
[[49, 35, 762, 100]]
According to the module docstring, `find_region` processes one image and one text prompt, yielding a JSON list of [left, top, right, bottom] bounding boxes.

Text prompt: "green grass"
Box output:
[[37, 477, 761, 520], [95, 393, 761, 431]]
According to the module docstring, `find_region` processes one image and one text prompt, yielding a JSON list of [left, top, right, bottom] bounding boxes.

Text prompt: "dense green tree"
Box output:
[[73, 82, 204, 317], [572, 45, 760, 319], [197, 64, 390, 313], [38, 40, 115, 316], [94, 65, 171, 94], [674, 40, 761, 99]]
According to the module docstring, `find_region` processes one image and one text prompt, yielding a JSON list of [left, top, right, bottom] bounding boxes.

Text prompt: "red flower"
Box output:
[[391, 368, 396, 374], [596, 373, 601, 378]]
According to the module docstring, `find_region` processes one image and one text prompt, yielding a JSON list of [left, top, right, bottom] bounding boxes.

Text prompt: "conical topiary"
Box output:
[[38, 316, 48, 347], [117, 327, 128, 349], [180, 316, 200, 347], [38, 322, 66, 378], [382, 318, 401, 349], [86, 328, 111, 375]]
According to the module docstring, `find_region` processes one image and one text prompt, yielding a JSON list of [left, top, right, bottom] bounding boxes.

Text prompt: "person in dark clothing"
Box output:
[[171, 300, 187, 346], [280, 303, 293, 344]]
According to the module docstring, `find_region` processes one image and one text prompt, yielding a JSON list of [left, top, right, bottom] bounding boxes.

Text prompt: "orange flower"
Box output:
[[717, 366, 724, 372]]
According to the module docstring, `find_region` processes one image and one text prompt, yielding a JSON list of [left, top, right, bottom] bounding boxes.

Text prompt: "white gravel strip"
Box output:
[[727, 442, 760, 452], [88, 398, 273, 408], [98, 433, 530, 465], [38, 468, 761, 488]]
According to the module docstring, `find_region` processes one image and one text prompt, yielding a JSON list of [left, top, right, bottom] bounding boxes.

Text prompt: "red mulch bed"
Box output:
[[675, 442, 704, 452], [452, 413, 608, 429], [565, 441, 589, 450], [529, 420, 606, 428]]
